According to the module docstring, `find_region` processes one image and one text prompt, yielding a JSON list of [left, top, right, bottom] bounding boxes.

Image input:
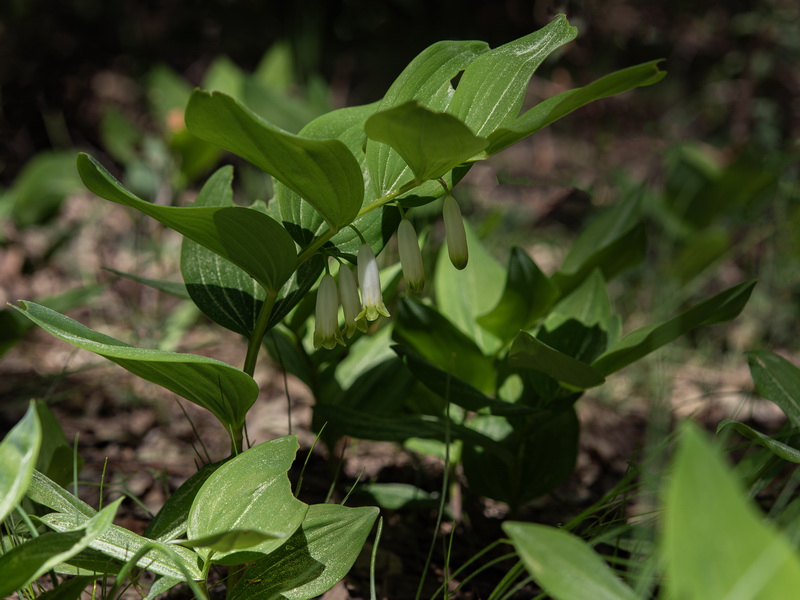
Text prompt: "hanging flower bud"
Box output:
[[356, 244, 390, 322], [443, 194, 468, 270], [313, 274, 345, 350], [397, 219, 425, 293], [338, 264, 367, 337]]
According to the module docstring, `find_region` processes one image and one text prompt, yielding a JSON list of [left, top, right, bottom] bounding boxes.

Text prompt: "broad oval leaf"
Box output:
[[448, 14, 577, 138], [503, 521, 638, 600], [0, 402, 41, 523], [229, 503, 379, 600], [185, 90, 363, 230], [14, 302, 258, 432], [187, 436, 308, 565], [366, 39, 488, 199], [663, 423, 800, 599], [181, 166, 266, 337], [748, 350, 800, 429], [365, 102, 487, 184], [0, 499, 121, 598], [77, 152, 297, 295]]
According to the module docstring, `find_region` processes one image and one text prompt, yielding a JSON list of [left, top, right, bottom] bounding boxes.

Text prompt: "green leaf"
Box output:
[[486, 60, 666, 155], [181, 166, 266, 336], [477, 247, 559, 342], [187, 436, 307, 565], [591, 281, 756, 376], [393, 345, 537, 417], [552, 190, 646, 296], [41, 511, 202, 581], [394, 297, 495, 394], [747, 350, 800, 429], [144, 460, 228, 542], [14, 302, 258, 432], [509, 330, 605, 389], [366, 39, 488, 198], [717, 420, 800, 463], [179, 529, 284, 553], [434, 221, 505, 355], [463, 407, 579, 506], [185, 90, 363, 230], [26, 469, 95, 518], [34, 400, 78, 488], [229, 503, 379, 600], [103, 267, 190, 299], [1, 151, 83, 228], [668, 228, 730, 284], [356, 483, 439, 511], [449, 15, 578, 139], [663, 422, 800, 599], [503, 522, 638, 600], [0, 402, 41, 523], [0, 499, 121, 597], [35, 575, 96, 600], [77, 152, 297, 295], [365, 102, 487, 184]]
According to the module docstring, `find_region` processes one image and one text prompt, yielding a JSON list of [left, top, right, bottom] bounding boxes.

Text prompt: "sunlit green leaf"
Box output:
[[366, 39, 488, 199], [14, 302, 258, 432], [486, 60, 666, 155], [41, 511, 202, 581], [449, 14, 577, 138], [77, 153, 297, 295], [365, 102, 487, 184], [503, 521, 638, 600], [229, 504, 378, 600], [188, 436, 307, 565], [0, 499, 120, 598], [178, 529, 284, 553], [185, 90, 363, 230], [0, 402, 41, 523], [663, 422, 800, 599]]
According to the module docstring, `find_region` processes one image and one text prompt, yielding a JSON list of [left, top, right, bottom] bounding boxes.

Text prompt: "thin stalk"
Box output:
[[243, 291, 278, 377]]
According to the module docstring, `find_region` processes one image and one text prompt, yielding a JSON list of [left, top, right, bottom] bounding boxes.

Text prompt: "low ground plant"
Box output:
[[2, 13, 793, 599]]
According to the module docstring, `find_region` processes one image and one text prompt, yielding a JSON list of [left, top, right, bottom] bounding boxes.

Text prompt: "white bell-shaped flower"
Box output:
[[356, 244, 390, 322], [443, 194, 468, 270], [397, 219, 425, 293], [338, 265, 367, 337], [313, 273, 345, 349]]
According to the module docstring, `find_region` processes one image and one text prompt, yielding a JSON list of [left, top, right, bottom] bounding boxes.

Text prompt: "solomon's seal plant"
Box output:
[[4, 14, 759, 599]]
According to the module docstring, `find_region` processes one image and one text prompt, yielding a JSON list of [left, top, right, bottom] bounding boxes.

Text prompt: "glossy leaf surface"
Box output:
[[449, 14, 577, 138], [185, 90, 363, 230], [365, 101, 487, 184], [188, 436, 307, 564], [230, 504, 379, 600], [0, 403, 41, 523], [14, 302, 258, 431], [77, 152, 297, 295], [0, 499, 121, 598]]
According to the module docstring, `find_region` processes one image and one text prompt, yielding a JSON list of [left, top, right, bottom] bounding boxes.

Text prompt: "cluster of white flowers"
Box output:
[[313, 194, 468, 349]]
